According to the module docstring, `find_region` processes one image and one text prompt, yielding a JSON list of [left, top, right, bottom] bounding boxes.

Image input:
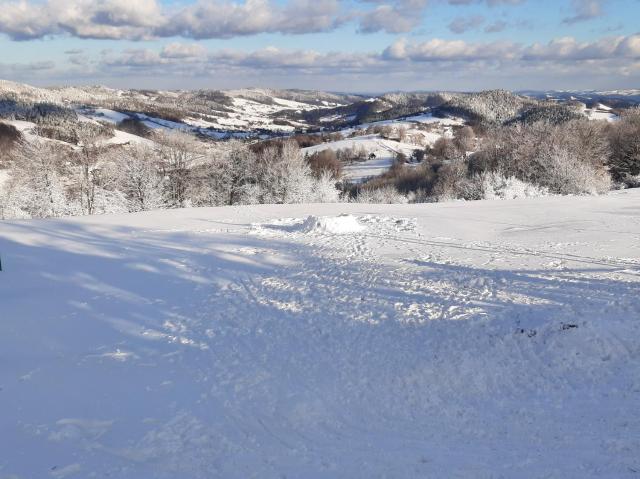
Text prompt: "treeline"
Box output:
[[0, 129, 339, 220], [2, 108, 639, 219], [0, 98, 78, 125]]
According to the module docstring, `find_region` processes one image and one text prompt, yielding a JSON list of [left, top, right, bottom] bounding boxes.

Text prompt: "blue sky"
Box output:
[[0, 0, 638, 91]]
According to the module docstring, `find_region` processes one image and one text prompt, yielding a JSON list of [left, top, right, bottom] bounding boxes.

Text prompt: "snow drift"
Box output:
[[299, 214, 366, 234]]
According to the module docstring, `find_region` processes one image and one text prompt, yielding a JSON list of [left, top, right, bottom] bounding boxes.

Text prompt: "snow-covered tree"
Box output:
[[310, 171, 341, 203], [156, 130, 204, 207], [225, 140, 259, 205], [354, 185, 408, 204], [116, 145, 165, 212], [257, 141, 316, 204], [72, 123, 110, 215], [6, 141, 76, 218]]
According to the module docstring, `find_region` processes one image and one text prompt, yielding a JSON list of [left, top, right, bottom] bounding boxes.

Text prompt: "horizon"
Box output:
[[2, 77, 639, 96], [0, 0, 638, 91]]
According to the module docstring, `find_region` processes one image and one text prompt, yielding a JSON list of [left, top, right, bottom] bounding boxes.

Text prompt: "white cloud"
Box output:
[[484, 20, 508, 33], [5, 32, 640, 91], [523, 34, 640, 60], [92, 33, 640, 80], [383, 37, 517, 61], [0, 0, 163, 40], [161, 43, 207, 59], [0, 0, 347, 40], [0, 0, 449, 39], [357, 0, 429, 34], [563, 0, 605, 24], [159, 0, 346, 38], [448, 14, 485, 34]]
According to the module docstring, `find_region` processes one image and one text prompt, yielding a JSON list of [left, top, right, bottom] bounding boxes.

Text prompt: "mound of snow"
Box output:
[[298, 214, 365, 234]]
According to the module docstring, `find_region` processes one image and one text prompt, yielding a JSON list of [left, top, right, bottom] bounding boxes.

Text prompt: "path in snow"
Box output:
[[1, 191, 639, 478]]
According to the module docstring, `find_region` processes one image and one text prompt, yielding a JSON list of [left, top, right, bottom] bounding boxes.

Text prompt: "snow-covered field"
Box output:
[[1, 191, 639, 478], [581, 103, 619, 122], [303, 134, 423, 182]]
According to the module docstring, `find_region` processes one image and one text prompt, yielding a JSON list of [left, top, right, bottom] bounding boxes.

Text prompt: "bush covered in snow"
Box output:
[[480, 171, 548, 200], [353, 185, 409, 204], [607, 107, 640, 187], [469, 119, 611, 195]]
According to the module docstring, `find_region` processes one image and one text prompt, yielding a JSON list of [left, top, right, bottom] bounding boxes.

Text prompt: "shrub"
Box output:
[[470, 120, 611, 195], [0, 122, 21, 163], [307, 149, 343, 179], [479, 171, 548, 200], [537, 146, 611, 195], [432, 160, 482, 201], [354, 185, 408, 204], [117, 118, 152, 138], [608, 107, 640, 186]]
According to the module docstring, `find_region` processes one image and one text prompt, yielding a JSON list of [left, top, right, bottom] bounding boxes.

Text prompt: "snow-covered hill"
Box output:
[[0, 80, 359, 137], [1, 190, 639, 478]]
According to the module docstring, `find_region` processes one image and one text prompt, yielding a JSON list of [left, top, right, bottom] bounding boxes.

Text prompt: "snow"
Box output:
[[2, 119, 78, 148], [1, 190, 640, 478], [351, 113, 464, 132], [100, 129, 155, 147], [2, 119, 36, 133], [2, 120, 41, 143], [403, 112, 464, 125], [586, 109, 619, 122], [580, 104, 619, 122], [3, 118, 152, 149], [253, 214, 366, 235], [272, 97, 313, 110], [80, 108, 131, 124], [137, 114, 191, 131], [0, 169, 10, 192]]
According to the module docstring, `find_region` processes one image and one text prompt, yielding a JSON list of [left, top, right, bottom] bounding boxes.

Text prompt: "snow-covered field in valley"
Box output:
[[303, 135, 424, 182], [1, 190, 640, 478]]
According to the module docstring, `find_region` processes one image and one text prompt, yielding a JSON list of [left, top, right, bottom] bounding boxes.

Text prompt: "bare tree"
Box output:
[[397, 126, 408, 143], [453, 126, 475, 155]]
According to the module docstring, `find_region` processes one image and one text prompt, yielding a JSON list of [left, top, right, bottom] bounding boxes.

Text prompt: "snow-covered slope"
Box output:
[[1, 191, 640, 478]]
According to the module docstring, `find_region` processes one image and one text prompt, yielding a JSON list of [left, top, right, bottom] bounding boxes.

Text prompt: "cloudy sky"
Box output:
[[0, 0, 639, 91]]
